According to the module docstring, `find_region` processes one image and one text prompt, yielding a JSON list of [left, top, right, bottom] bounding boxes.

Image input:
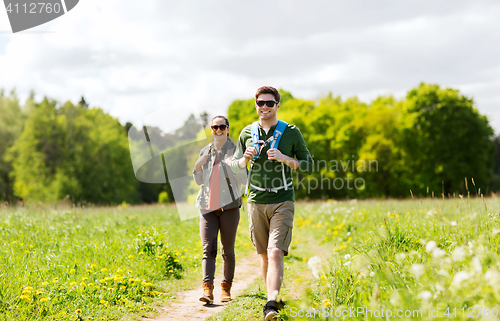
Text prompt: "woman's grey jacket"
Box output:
[[193, 139, 247, 214]]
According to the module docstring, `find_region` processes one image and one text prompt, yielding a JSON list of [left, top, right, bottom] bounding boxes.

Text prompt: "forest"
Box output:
[[1, 82, 499, 204]]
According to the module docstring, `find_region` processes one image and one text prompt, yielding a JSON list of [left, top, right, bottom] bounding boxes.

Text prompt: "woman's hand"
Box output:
[[223, 154, 233, 166], [194, 154, 210, 173]]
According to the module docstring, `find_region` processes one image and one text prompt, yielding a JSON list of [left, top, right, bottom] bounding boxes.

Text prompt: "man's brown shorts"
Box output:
[[247, 201, 294, 256]]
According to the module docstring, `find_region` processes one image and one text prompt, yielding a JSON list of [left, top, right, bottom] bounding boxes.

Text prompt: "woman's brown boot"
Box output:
[[220, 282, 232, 302], [199, 282, 214, 304]]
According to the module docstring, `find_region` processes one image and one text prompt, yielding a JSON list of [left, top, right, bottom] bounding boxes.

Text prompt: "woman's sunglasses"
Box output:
[[256, 100, 277, 108], [211, 124, 228, 131]]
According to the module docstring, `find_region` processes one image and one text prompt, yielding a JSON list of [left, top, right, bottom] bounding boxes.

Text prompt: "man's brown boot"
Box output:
[[199, 282, 214, 304], [220, 282, 232, 302]]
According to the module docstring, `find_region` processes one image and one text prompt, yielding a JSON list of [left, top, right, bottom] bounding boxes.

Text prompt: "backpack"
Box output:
[[245, 120, 292, 195]]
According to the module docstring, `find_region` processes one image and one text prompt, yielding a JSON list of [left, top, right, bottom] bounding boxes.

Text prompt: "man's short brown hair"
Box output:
[[255, 86, 281, 102]]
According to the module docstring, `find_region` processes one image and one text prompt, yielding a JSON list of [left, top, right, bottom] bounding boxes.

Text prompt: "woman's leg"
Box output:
[[219, 207, 240, 283], [200, 211, 220, 284]]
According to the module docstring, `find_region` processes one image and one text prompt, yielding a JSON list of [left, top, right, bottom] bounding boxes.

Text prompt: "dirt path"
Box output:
[[145, 254, 260, 321]]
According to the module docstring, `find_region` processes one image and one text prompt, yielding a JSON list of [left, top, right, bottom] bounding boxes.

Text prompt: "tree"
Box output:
[[0, 90, 25, 201], [401, 83, 495, 196], [489, 135, 500, 194], [355, 96, 409, 198], [8, 99, 138, 204]]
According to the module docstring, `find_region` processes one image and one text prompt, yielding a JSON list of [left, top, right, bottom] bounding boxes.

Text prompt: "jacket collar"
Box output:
[[209, 138, 234, 153]]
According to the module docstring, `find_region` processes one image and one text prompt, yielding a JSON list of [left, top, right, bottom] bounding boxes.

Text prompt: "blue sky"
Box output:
[[1, 0, 500, 134]]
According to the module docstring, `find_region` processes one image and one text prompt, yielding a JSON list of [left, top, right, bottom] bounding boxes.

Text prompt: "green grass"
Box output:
[[0, 203, 252, 321], [214, 197, 500, 320], [4, 197, 500, 320], [207, 280, 267, 321]]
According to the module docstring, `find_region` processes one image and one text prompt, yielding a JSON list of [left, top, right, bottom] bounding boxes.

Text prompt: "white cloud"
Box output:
[[0, 0, 499, 133]]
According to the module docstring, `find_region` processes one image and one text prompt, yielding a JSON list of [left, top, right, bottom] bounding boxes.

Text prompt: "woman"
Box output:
[[193, 115, 245, 304]]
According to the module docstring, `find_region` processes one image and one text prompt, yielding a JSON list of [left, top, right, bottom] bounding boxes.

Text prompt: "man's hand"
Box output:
[[238, 147, 257, 169], [194, 154, 210, 173], [267, 148, 299, 170], [243, 147, 257, 161], [267, 148, 285, 162]]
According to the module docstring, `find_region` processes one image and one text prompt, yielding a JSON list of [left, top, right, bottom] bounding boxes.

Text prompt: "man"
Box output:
[[231, 86, 313, 320]]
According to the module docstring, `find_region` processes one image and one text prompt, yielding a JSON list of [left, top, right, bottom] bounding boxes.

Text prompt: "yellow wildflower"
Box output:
[[41, 282, 49, 286], [101, 268, 108, 273], [40, 297, 50, 303], [75, 309, 82, 314], [20, 295, 30, 301]]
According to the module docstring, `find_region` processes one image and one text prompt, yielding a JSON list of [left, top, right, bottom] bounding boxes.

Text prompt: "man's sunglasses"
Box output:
[[211, 124, 228, 131], [256, 100, 277, 108]]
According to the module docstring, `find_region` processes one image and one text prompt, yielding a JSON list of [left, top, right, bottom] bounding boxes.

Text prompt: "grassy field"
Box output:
[[0, 203, 252, 321], [3, 196, 500, 320], [213, 197, 500, 320]]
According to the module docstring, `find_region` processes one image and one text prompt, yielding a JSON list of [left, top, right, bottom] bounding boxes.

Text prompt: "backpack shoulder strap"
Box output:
[[270, 120, 288, 149], [251, 121, 261, 158]]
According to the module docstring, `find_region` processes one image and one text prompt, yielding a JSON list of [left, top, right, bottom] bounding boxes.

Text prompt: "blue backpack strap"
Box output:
[[251, 121, 260, 159], [270, 120, 287, 149]]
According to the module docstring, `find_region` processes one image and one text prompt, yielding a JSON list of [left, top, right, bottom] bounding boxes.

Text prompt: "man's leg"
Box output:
[[260, 253, 268, 286], [266, 201, 294, 299], [265, 247, 284, 300], [247, 203, 271, 283]]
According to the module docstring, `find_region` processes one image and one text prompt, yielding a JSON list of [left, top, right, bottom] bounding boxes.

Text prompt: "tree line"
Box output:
[[1, 83, 499, 204], [228, 83, 499, 199]]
